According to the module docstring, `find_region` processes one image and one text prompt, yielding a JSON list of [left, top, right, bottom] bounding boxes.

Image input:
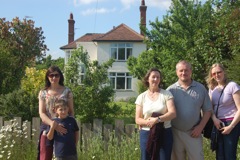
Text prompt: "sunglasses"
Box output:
[[48, 74, 60, 78], [212, 71, 223, 76]]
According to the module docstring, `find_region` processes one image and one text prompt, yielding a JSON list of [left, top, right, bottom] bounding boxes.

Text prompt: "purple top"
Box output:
[[209, 81, 240, 120]]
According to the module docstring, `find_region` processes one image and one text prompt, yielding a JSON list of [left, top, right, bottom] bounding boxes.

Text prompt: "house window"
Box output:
[[109, 72, 132, 90], [110, 43, 133, 61], [77, 64, 85, 85]]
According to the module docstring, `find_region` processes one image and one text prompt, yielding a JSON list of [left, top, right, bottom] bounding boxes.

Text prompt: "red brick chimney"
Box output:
[[68, 13, 75, 44], [139, 0, 147, 35]]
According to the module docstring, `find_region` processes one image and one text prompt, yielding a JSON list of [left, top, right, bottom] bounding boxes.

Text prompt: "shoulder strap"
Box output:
[[215, 84, 227, 117]]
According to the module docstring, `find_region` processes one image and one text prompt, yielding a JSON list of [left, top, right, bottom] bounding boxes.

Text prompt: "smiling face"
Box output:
[[148, 71, 161, 88], [55, 105, 69, 119], [176, 62, 192, 83], [211, 65, 225, 84]]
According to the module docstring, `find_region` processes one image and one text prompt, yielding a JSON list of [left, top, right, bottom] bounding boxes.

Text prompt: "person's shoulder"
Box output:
[[138, 90, 148, 97], [192, 80, 205, 88], [160, 89, 173, 96], [166, 82, 178, 90], [227, 81, 238, 86]]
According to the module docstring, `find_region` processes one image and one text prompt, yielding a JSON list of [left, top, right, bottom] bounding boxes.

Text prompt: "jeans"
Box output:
[[216, 121, 240, 160], [140, 127, 173, 160]]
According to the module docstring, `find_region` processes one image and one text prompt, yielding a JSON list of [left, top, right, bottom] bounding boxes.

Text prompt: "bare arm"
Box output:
[[67, 91, 74, 116], [47, 121, 58, 140], [192, 110, 211, 138], [39, 91, 54, 125], [75, 131, 79, 145], [135, 105, 149, 127], [221, 90, 240, 134]]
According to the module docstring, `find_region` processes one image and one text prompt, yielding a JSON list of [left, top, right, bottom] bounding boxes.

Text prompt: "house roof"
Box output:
[[60, 23, 144, 50]]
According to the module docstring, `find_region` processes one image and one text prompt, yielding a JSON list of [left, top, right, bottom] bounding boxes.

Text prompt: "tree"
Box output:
[[0, 17, 47, 94], [21, 67, 46, 95], [65, 47, 119, 123], [128, 0, 240, 88], [36, 55, 64, 71]]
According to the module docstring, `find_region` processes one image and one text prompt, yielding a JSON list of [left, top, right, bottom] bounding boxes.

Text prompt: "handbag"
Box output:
[[210, 85, 226, 151]]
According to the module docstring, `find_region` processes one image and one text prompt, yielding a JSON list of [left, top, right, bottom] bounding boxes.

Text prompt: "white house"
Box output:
[[60, 0, 148, 100]]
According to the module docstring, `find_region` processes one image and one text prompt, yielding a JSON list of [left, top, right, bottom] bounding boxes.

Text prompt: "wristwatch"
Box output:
[[157, 117, 161, 123]]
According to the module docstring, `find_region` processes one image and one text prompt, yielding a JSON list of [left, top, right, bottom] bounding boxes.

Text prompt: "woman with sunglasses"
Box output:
[[206, 63, 240, 160], [37, 65, 74, 160]]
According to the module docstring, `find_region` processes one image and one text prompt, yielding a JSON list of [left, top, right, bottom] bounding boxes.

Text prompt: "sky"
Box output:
[[1, 0, 173, 59]]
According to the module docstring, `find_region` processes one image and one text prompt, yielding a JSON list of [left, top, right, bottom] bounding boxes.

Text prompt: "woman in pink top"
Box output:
[[206, 63, 240, 160]]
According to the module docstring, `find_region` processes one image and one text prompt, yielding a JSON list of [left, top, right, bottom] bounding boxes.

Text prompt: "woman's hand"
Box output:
[[55, 123, 67, 135], [213, 117, 222, 130], [146, 117, 158, 128]]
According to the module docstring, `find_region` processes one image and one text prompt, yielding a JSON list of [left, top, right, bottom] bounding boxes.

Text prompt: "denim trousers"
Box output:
[[216, 121, 240, 160], [140, 127, 173, 160]]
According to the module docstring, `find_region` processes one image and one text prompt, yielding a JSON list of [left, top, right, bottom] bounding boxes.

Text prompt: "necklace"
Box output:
[[148, 89, 159, 99]]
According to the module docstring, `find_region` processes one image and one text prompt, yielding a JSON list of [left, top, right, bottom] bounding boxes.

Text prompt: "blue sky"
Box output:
[[1, 0, 173, 59]]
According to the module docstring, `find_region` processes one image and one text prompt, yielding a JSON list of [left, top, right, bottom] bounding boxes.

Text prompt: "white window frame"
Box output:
[[109, 72, 132, 90], [110, 43, 133, 61]]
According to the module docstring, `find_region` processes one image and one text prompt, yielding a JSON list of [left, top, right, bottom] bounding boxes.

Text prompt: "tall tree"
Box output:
[[65, 47, 118, 122], [128, 0, 240, 88], [0, 17, 47, 94]]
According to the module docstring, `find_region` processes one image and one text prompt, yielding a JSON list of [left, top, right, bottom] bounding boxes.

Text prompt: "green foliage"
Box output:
[[0, 17, 47, 94], [129, 0, 240, 88], [36, 55, 64, 71], [65, 47, 118, 123], [21, 67, 46, 95], [0, 89, 38, 121]]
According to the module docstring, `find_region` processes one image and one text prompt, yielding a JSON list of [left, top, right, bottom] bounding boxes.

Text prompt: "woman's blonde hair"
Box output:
[[205, 63, 228, 90]]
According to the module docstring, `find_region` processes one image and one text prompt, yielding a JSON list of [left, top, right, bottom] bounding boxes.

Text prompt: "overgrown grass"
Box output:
[[1, 119, 240, 160]]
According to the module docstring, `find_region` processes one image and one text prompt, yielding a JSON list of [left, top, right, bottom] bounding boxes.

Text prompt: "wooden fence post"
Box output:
[[103, 124, 113, 150], [32, 117, 40, 146], [93, 119, 102, 136], [125, 124, 136, 138], [82, 123, 92, 149], [14, 117, 22, 129], [115, 119, 124, 141], [0, 116, 3, 129]]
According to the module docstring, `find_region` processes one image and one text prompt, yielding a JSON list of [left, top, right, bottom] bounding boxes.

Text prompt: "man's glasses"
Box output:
[[212, 71, 222, 76], [48, 74, 60, 78]]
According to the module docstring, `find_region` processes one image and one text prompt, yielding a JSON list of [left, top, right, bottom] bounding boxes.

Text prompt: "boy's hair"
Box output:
[[54, 99, 67, 110]]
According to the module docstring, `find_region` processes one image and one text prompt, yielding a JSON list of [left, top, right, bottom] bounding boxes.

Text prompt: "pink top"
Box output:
[[210, 81, 240, 120]]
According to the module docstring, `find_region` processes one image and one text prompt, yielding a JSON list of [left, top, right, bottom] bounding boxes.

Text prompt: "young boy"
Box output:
[[47, 99, 79, 160]]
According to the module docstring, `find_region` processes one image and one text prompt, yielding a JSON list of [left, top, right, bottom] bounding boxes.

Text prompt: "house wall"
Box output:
[[77, 42, 98, 61], [96, 42, 146, 100], [65, 41, 146, 100]]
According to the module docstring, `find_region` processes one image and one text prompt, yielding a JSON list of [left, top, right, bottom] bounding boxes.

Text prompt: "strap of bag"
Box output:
[[215, 85, 227, 118]]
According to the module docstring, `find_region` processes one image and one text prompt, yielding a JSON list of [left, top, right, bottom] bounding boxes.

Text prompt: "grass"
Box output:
[[0, 118, 239, 160]]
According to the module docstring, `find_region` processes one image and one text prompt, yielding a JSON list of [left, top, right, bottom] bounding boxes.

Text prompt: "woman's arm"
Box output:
[[67, 91, 74, 116], [39, 91, 54, 125], [135, 105, 148, 126], [158, 98, 176, 121], [221, 90, 240, 134]]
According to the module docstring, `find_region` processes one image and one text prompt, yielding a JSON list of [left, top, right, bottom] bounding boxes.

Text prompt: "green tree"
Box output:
[[128, 0, 240, 88], [36, 55, 64, 70], [65, 47, 119, 123], [0, 17, 47, 94], [0, 89, 39, 120]]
